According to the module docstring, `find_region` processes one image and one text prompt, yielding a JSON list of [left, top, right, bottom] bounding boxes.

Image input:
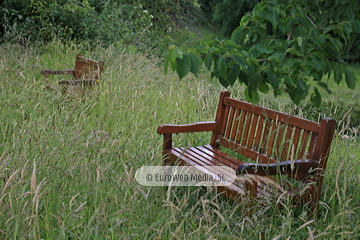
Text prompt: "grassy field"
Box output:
[[0, 41, 359, 239]]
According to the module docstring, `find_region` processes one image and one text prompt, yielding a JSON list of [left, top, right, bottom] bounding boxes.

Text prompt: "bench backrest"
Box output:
[[73, 54, 105, 80], [210, 91, 336, 171]]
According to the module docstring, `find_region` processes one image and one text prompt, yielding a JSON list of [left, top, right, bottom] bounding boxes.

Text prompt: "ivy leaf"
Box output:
[[175, 53, 190, 80], [310, 87, 321, 107], [345, 68, 357, 89]]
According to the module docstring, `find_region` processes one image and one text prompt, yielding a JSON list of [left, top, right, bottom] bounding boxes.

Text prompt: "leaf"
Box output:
[[244, 87, 259, 104], [238, 69, 248, 85], [297, 36, 303, 47], [252, 44, 273, 54], [286, 48, 302, 57], [175, 53, 191, 80], [218, 56, 227, 80], [324, 40, 341, 59], [258, 82, 270, 93], [316, 82, 332, 94], [164, 53, 171, 75], [345, 68, 357, 89], [205, 54, 213, 71], [310, 87, 321, 107], [231, 26, 243, 43], [170, 46, 183, 62], [231, 53, 247, 66], [350, 20, 360, 33], [269, 10, 279, 28], [189, 53, 202, 76], [219, 76, 229, 88], [310, 52, 325, 70], [266, 69, 279, 87], [334, 65, 343, 85], [228, 64, 240, 86], [165, 46, 183, 74]]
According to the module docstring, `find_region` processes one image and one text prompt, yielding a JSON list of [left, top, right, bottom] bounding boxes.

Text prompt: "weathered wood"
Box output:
[[41, 53, 104, 85], [157, 90, 336, 214], [157, 122, 217, 134]]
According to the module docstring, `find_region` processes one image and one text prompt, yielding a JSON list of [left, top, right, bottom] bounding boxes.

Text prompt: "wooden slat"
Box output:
[[247, 114, 259, 149], [267, 120, 278, 157], [230, 109, 241, 141], [211, 90, 231, 146], [201, 145, 244, 167], [298, 130, 309, 159], [218, 136, 276, 164], [235, 110, 247, 143], [292, 127, 302, 160], [220, 105, 230, 136], [307, 133, 318, 159], [260, 119, 272, 154], [241, 112, 253, 146], [281, 125, 294, 161], [253, 116, 264, 151], [224, 107, 236, 139], [193, 146, 242, 169], [224, 98, 321, 133], [177, 148, 237, 176], [170, 148, 237, 187], [274, 123, 286, 160], [158, 121, 217, 134]]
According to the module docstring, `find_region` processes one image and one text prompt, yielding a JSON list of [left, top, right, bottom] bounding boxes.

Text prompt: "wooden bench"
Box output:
[[157, 90, 336, 213], [41, 53, 104, 85]]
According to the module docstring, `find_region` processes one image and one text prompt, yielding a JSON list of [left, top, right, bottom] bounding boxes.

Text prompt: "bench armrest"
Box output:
[[157, 121, 217, 134], [237, 159, 318, 176]]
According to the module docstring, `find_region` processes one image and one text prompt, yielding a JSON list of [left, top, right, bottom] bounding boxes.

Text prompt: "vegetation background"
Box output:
[[0, 0, 359, 239]]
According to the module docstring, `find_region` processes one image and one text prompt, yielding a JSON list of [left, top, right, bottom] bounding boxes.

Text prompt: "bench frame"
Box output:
[[41, 53, 104, 85], [157, 90, 336, 213]]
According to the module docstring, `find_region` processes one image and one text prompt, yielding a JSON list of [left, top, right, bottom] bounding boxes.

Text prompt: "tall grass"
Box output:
[[0, 41, 359, 239]]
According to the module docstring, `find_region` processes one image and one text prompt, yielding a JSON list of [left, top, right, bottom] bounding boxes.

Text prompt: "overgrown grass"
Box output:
[[0, 41, 359, 239]]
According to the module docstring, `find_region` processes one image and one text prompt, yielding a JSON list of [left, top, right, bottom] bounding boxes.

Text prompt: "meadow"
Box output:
[[0, 41, 359, 239]]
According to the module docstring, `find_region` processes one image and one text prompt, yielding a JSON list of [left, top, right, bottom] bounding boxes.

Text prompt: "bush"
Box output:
[[201, 0, 259, 36], [0, 0, 198, 56]]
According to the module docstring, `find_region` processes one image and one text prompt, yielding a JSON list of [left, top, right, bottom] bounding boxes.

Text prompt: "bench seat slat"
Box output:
[[166, 145, 296, 200]]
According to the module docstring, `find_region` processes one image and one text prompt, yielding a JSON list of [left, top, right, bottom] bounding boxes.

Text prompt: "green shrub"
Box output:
[[0, 0, 198, 56]]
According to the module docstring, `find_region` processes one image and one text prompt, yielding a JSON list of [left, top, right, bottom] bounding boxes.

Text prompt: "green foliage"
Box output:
[[0, 0, 199, 56], [201, 0, 259, 36], [166, 0, 360, 106]]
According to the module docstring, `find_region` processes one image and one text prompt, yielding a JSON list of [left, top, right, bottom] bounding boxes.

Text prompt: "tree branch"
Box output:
[[306, 15, 326, 30]]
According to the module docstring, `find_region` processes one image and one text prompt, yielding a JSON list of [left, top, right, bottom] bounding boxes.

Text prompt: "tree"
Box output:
[[165, 0, 360, 107]]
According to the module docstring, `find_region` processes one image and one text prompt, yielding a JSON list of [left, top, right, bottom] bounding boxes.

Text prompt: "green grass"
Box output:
[[0, 40, 359, 239]]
